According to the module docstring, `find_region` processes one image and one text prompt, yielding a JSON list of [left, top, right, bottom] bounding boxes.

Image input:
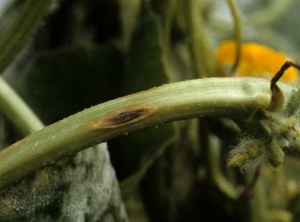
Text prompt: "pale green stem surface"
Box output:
[[0, 77, 293, 190], [0, 76, 44, 135]]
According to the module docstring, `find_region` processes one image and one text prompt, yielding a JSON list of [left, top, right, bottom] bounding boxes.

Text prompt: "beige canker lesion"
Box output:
[[89, 104, 157, 129]]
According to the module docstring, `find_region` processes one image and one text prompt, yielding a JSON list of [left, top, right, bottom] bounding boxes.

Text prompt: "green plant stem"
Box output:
[[227, 0, 242, 74], [162, 0, 178, 82], [0, 77, 293, 190], [120, 136, 176, 199], [0, 0, 51, 74], [185, 0, 214, 78], [210, 0, 295, 32], [247, 171, 269, 222], [163, 0, 177, 52], [244, 0, 295, 27], [207, 133, 239, 199], [0, 76, 44, 135]]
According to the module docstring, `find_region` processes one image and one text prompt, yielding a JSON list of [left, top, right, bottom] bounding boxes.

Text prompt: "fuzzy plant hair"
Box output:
[[228, 61, 300, 171]]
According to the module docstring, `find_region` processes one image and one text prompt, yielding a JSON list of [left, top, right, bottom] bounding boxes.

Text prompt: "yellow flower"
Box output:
[[217, 40, 298, 83]]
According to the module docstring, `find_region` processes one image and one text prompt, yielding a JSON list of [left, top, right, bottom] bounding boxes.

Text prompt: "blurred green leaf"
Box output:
[[18, 44, 124, 124], [122, 4, 168, 94], [0, 0, 51, 74]]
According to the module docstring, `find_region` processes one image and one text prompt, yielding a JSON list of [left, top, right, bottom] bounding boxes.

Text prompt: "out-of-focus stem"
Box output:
[[0, 0, 51, 74], [185, 0, 214, 78], [0, 76, 44, 136], [227, 0, 242, 74]]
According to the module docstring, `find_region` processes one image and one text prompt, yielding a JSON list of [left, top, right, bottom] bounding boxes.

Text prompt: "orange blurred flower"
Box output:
[[217, 40, 298, 83]]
